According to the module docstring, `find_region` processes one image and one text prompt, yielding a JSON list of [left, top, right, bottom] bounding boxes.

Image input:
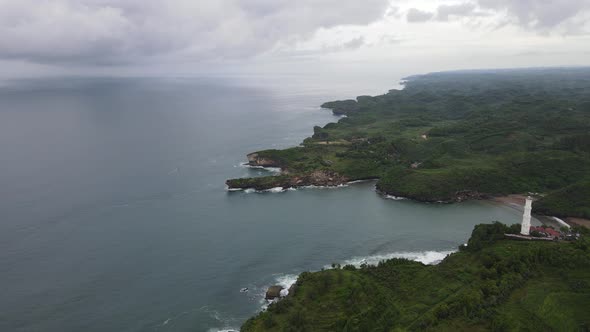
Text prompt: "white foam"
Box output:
[[334, 250, 456, 268], [254, 250, 454, 313], [257, 273, 299, 311], [347, 179, 374, 184], [226, 187, 243, 192], [279, 288, 289, 297], [301, 184, 349, 190], [201, 305, 240, 332], [275, 274, 298, 296], [384, 195, 406, 201], [240, 187, 295, 194], [239, 162, 281, 173], [266, 187, 285, 193]]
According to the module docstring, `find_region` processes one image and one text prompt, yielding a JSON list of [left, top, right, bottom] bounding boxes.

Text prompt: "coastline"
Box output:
[[229, 167, 590, 230], [241, 223, 590, 331], [567, 217, 590, 228], [486, 194, 590, 229], [485, 194, 528, 215]]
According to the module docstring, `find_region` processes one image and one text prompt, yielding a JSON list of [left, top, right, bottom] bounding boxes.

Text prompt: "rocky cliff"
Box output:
[[226, 170, 349, 191], [246, 153, 282, 168]]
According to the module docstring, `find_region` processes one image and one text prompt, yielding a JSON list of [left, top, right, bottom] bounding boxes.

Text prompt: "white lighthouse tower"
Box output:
[[520, 197, 533, 235]]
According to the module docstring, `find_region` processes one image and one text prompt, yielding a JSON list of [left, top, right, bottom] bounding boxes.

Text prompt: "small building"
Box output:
[[530, 226, 561, 239]]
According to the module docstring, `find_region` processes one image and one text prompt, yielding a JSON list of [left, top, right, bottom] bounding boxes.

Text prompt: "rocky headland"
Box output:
[[226, 169, 349, 191], [226, 69, 590, 220]]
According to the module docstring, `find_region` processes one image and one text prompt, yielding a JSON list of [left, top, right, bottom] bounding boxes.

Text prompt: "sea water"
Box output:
[[0, 76, 534, 331]]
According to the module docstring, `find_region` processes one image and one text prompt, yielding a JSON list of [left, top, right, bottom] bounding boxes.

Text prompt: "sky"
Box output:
[[1, 0, 590, 78]]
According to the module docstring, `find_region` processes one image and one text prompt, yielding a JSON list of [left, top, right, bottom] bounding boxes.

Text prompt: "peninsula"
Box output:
[[227, 68, 590, 220]]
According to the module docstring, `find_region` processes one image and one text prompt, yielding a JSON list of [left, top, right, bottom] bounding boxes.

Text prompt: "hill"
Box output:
[[226, 68, 590, 216], [242, 223, 590, 331]]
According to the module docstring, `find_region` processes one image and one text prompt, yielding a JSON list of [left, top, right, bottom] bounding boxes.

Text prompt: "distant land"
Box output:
[[227, 68, 590, 222]]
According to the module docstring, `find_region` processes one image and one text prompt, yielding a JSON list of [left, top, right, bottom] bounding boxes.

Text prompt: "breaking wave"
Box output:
[[200, 306, 240, 332], [267, 187, 285, 193], [300, 184, 349, 189], [275, 274, 298, 297], [237, 162, 281, 173], [347, 179, 375, 184], [230, 185, 350, 194], [384, 195, 407, 201], [249, 249, 455, 327], [333, 250, 456, 267]]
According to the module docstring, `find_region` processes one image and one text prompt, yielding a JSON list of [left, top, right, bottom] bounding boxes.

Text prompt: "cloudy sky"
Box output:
[[1, 0, 590, 78]]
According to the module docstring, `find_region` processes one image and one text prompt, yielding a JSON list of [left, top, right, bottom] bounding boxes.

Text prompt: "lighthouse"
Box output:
[[520, 197, 533, 235]]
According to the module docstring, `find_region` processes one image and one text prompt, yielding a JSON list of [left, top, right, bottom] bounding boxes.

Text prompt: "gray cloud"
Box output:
[[406, 3, 484, 24], [341, 37, 366, 50], [477, 0, 590, 29], [274, 36, 367, 58], [407, 8, 434, 23], [436, 3, 478, 21], [404, 1, 589, 32], [0, 0, 389, 66]]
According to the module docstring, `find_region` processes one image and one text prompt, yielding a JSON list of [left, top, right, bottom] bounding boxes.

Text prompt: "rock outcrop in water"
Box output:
[[265, 286, 284, 300]]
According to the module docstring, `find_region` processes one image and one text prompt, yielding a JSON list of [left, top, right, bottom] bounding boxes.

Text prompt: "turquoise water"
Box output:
[[0, 77, 531, 331]]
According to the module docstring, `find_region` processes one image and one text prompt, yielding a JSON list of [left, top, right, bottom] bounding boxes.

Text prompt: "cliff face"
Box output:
[[292, 170, 349, 187], [247, 153, 282, 168], [226, 170, 349, 191]]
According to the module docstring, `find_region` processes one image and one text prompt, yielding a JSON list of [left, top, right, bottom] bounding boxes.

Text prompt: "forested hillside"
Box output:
[[242, 223, 590, 331], [227, 68, 590, 217]]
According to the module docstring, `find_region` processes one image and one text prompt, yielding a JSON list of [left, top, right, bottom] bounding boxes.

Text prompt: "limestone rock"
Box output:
[[246, 153, 280, 168], [265, 285, 284, 300]]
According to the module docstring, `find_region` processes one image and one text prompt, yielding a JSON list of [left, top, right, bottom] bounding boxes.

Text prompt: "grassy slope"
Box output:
[[228, 68, 590, 214], [242, 223, 590, 332]]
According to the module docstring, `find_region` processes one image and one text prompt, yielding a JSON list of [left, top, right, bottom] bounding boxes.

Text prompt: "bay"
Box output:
[[0, 76, 534, 331]]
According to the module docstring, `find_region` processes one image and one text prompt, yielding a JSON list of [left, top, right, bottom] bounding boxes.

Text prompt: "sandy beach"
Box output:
[[566, 217, 590, 228], [487, 195, 590, 229], [488, 194, 527, 207]]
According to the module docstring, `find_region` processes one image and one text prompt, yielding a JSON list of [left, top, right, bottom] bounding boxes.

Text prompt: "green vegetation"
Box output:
[[227, 175, 293, 191], [242, 223, 590, 331], [227, 68, 590, 215], [535, 180, 590, 219]]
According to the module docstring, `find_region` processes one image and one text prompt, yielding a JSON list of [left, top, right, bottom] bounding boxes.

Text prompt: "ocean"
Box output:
[[0, 75, 533, 331]]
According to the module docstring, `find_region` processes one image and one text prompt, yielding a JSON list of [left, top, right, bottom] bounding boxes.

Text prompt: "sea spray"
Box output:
[[275, 274, 299, 296]]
